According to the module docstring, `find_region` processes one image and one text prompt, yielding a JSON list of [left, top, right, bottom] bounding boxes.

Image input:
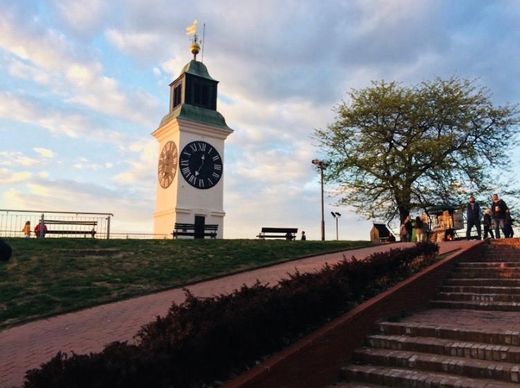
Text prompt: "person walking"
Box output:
[[466, 195, 482, 240], [483, 209, 494, 239], [491, 193, 509, 238], [22, 221, 31, 238]]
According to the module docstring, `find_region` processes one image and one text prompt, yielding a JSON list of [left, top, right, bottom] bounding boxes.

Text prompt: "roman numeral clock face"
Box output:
[[179, 141, 223, 189], [158, 141, 178, 189]]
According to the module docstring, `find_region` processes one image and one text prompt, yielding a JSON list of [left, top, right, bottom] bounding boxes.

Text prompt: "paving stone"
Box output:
[[343, 364, 517, 387]]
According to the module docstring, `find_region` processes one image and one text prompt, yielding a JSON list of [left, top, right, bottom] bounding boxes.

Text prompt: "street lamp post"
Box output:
[[331, 211, 341, 240], [312, 159, 328, 241]]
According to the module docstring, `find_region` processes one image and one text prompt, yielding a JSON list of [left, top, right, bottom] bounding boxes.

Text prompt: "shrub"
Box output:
[[0, 238, 12, 261], [25, 242, 438, 387]]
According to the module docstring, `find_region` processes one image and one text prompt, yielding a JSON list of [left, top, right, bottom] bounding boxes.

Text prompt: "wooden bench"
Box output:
[[257, 227, 298, 240], [43, 220, 97, 238], [172, 223, 218, 239]]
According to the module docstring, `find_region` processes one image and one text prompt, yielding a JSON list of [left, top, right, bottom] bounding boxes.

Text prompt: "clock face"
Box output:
[[179, 141, 223, 189], [158, 141, 178, 189]]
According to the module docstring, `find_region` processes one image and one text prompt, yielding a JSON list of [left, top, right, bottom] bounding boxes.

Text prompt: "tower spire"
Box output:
[[186, 20, 200, 60]]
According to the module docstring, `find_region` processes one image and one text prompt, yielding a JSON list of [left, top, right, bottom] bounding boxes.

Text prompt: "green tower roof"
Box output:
[[180, 60, 216, 81], [159, 104, 230, 129]]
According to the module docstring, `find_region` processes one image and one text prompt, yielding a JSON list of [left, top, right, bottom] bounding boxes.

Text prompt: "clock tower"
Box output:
[[153, 32, 233, 238]]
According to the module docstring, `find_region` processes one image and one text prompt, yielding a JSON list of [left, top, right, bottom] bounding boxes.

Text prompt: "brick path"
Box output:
[[0, 241, 474, 388]]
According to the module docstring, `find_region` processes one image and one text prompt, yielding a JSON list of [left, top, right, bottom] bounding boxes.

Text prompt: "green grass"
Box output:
[[0, 238, 371, 329]]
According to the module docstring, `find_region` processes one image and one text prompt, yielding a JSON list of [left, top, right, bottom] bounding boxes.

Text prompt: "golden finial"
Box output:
[[186, 20, 200, 60]]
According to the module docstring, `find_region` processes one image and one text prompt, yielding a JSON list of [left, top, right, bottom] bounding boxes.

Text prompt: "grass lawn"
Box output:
[[0, 238, 371, 330]]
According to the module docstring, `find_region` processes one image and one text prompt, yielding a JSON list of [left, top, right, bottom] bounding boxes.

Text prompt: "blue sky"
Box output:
[[0, 0, 519, 240]]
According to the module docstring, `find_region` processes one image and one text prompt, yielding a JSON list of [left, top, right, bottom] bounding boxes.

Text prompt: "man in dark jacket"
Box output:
[[466, 195, 481, 240], [491, 193, 509, 238]]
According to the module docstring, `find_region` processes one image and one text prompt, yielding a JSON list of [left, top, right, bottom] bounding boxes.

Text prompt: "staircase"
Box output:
[[335, 239, 520, 387]]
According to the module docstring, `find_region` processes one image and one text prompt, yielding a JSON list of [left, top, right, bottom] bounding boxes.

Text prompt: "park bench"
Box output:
[[43, 220, 97, 238], [172, 223, 218, 239], [257, 227, 298, 240]]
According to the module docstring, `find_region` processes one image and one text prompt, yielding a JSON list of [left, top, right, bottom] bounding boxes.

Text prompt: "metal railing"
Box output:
[[0, 209, 176, 239], [0, 209, 113, 239]]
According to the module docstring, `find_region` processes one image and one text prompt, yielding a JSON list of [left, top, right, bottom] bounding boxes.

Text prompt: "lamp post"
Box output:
[[331, 211, 341, 240], [312, 159, 328, 241]]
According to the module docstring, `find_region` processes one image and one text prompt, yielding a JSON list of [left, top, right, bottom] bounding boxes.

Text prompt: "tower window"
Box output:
[[193, 82, 211, 108], [185, 75, 217, 110], [173, 84, 182, 108]]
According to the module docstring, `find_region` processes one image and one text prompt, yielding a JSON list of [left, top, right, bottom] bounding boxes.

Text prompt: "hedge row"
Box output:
[[25, 242, 439, 388]]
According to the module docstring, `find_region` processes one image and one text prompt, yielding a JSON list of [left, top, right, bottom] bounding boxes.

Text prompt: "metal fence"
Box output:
[[0, 209, 113, 239], [0, 209, 174, 239]]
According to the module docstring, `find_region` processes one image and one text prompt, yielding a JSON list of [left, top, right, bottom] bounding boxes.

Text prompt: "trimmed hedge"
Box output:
[[25, 242, 439, 388]]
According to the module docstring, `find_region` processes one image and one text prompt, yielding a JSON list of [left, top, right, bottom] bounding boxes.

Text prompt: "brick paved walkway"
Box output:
[[0, 240, 475, 387]]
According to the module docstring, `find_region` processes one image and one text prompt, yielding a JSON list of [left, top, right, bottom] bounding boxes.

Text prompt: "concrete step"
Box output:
[[467, 254, 520, 261], [343, 364, 519, 387], [467, 258, 520, 263], [450, 268, 520, 278], [444, 278, 520, 287], [436, 292, 520, 303], [440, 285, 520, 294], [379, 321, 520, 346], [329, 382, 386, 388], [366, 334, 520, 363], [458, 262, 520, 268], [430, 299, 520, 312], [352, 347, 520, 383], [465, 247, 520, 258]]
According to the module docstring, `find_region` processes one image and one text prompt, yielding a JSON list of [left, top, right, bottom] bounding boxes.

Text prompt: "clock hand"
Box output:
[[195, 154, 206, 176]]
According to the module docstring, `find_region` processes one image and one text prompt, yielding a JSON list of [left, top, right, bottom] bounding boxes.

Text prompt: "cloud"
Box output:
[[2, 178, 153, 231], [0, 9, 161, 126], [0, 151, 40, 167], [50, 0, 109, 35], [114, 139, 157, 186], [105, 29, 163, 57], [6, 57, 52, 85], [0, 92, 128, 143], [0, 168, 32, 184], [33, 147, 55, 158]]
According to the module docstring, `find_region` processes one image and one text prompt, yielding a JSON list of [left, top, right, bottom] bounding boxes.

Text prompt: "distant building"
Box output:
[[370, 223, 393, 243]]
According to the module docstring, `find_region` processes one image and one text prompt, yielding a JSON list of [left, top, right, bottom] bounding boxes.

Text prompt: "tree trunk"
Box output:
[[399, 206, 410, 224]]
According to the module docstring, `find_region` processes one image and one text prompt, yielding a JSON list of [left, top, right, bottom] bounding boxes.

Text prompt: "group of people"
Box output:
[[400, 215, 428, 242], [466, 193, 514, 240], [21, 221, 47, 238], [399, 193, 514, 242]]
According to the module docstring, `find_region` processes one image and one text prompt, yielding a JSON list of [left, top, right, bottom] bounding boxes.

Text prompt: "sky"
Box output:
[[0, 0, 519, 240]]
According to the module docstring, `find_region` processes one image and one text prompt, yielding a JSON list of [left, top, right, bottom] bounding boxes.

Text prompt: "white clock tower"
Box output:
[[153, 31, 233, 238]]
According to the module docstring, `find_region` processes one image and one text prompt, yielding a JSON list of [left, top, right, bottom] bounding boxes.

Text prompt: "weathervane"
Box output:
[[186, 19, 205, 61]]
